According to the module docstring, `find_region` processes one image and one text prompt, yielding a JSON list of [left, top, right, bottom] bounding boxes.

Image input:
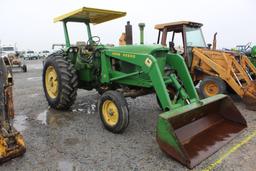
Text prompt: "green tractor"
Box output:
[[233, 43, 256, 67], [252, 46, 256, 66], [235, 43, 256, 73], [42, 7, 247, 168]]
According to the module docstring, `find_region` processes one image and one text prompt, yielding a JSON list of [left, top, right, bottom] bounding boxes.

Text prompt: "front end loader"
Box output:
[[155, 21, 256, 110], [0, 57, 26, 163], [42, 8, 247, 168]]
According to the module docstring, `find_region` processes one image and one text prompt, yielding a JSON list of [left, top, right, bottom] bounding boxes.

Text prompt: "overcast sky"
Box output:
[[0, 0, 255, 51]]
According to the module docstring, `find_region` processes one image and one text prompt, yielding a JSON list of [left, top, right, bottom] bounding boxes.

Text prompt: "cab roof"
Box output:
[[155, 21, 203, 30], [54, 7, 126, 24]]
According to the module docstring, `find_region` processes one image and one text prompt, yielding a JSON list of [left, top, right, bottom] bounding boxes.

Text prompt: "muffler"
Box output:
[[156, 94, 247, 168]]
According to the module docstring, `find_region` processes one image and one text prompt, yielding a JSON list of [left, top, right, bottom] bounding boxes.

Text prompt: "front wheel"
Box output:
[[198, 76, 226, 98], [43, 54, 78, 110], [98, 91, 129, 133]]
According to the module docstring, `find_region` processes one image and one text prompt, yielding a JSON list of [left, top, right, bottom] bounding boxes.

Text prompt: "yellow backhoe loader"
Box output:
[[155, 21, 256, 110], [0, 57, 26, 163]]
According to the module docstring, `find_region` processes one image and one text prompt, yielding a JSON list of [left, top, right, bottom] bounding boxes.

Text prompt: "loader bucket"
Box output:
[[156, 94, 247, 169]]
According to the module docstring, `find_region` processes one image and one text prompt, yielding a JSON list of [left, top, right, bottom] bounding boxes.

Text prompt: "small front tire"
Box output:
[[98, 91, 129, 133]]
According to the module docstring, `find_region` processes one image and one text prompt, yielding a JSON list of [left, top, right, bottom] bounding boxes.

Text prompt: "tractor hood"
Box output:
[[107, 45, 168, 55]]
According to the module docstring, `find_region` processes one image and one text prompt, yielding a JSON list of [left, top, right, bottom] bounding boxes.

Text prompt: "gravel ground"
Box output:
[[0, 60, 255, 171]]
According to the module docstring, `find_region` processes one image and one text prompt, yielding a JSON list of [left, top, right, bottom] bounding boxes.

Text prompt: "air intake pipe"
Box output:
[[138, 23, 145, 44]]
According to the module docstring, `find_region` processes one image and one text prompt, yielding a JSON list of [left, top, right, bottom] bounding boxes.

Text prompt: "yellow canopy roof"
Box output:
[[54, 7, 126, 24], [155, 21, 203, 30]]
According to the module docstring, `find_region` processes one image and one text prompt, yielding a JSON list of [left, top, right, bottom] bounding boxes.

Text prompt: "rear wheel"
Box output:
[[98, 91, 129, 133], [199, 76, 226, 98], [43, 53, 78, 110]]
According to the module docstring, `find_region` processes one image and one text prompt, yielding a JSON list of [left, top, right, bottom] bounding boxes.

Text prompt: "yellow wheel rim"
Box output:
[[45, 66, 58, 99], [102, 100, 119, 126], [204, 81, 219, 96]]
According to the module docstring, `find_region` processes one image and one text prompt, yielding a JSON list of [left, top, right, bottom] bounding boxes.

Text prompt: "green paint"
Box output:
[[251, 46, 256, 57], [251, 46, 256, 66], [86, 22, 93, 43], [63, 22, 70, 47]]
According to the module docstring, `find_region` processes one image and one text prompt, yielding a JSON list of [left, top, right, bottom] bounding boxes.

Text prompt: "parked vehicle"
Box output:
[[39, 50, 50, 59], [52, 44, 65, 51], [0, 45, 27, 72], [23, 50, 39, 60], [1, 45, 17, 59]]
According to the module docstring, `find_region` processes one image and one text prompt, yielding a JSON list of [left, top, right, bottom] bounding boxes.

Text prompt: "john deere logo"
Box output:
[[122, 53, 135, 58], [112, 52, 121, 56], [112, 52, 136, 58], [145, 58, 152, 67]]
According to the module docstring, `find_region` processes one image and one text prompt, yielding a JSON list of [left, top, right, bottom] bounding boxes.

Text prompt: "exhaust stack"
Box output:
[[138, 23, 145, 44], [125, 21, 133, 45]]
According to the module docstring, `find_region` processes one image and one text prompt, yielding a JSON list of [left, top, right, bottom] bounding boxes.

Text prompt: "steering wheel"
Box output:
[[87, 36, 100, 46]]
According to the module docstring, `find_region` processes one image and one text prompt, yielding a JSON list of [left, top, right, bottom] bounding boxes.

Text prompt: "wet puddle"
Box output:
[[36, 109, 67, 126], [29, 93, 39, 98], [37, 110, 47, 125], [13, 115, 27, 132], [36, 109, 73, 126], [29, 63, 43, 70], [58, 160, 76, 171], [72, 104, 96, 114], [64, 137, 79, 146], [36, 103, 96, 126], [27, 77, 41, 81]]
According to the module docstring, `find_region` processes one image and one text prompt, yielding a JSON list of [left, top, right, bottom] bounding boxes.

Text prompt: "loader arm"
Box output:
[[102, 48, 247, 168], [102, 50, 198, 111]]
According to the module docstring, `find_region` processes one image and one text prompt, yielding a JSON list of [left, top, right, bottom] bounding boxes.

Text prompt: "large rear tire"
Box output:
[[98, 91, 129, 133], [199, 76, 226, 98], [43, 53, 78, 110]]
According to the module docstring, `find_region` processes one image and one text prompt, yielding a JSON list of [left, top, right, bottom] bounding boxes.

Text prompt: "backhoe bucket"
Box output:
[[156, 94, 247, 169], [0, 130, 26, 163], [242, 81, 256, 111]]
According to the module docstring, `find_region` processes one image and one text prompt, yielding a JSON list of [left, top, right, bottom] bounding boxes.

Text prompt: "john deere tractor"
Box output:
[[43, 8, 247, 168], [232, 42, 256, 67]]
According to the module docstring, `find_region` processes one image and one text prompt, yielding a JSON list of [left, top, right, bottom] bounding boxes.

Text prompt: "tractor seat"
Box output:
[[76, 41, 87, 47], [169, 42, 177, 53]]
